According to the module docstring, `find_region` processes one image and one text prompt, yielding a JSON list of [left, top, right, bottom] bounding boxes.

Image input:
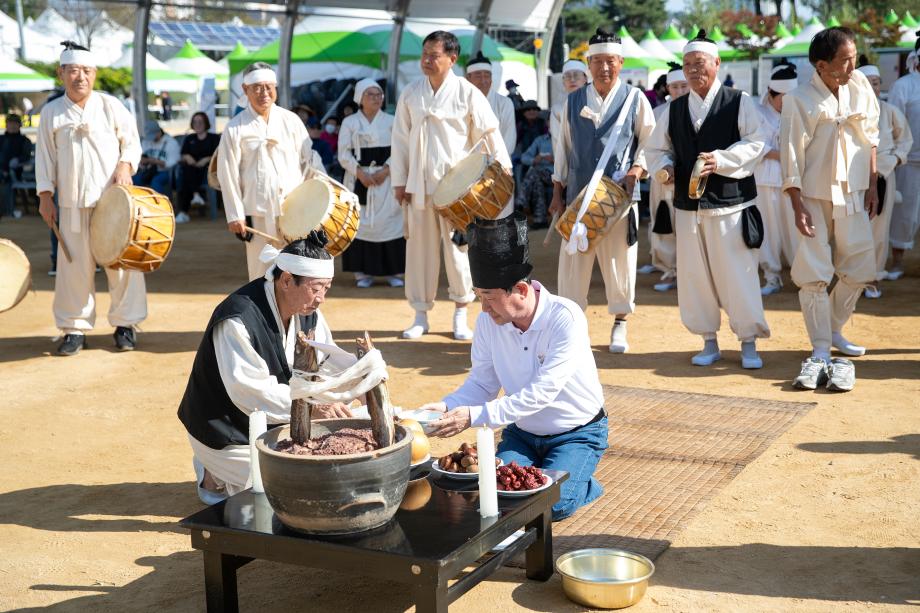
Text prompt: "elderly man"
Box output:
[[216, 62, 317, 281], [856, 60, 912, 298], [550, 28, 656, 353], [391, 30, 511, 341], [425, 213, 608, 521], [133, 121, 180, 195], [466, 51, 516, 158], [643, 62, 690, 291], [646, 30, 769, 369], [36, 41, 143, 355], [177, 233, 353, 503], [781, 27, 880, 392]]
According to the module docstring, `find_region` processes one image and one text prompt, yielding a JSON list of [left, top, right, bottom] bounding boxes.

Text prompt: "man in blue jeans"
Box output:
[[426, 213, 608, 520]]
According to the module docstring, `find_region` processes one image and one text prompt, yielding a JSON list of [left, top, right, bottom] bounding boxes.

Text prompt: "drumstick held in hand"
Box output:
[[542, 213, 559, 247], [51, 224, 72, 263], [243, 225, 282, 243]]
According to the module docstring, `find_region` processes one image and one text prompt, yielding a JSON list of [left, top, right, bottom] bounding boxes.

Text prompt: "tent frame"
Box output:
[[125, 0, 565, 135]]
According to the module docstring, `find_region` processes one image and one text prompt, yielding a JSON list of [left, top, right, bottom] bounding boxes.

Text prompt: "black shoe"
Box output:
[[114, 326, 136, 351], [529, 221, 549, 230], [57, 334, 85, 356]]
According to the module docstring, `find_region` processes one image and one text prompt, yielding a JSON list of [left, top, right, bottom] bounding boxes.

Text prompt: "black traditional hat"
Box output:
[[468, 212, 534, 290]]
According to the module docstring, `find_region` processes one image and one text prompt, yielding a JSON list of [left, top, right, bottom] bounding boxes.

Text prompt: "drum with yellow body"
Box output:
[[0, 238, 31, 313], [555, 177, 631, 250], [432, 152, 514, 232], [90, 185, 176, 272], [279, 177, 360, 257]]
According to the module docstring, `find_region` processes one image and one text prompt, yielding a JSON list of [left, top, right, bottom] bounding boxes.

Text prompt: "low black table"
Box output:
[[180, 468, 567, 613]]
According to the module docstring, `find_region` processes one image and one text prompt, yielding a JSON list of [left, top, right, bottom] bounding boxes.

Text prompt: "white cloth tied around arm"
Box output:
[[565, 88, 639, 255], [290, 348, 388, 403]]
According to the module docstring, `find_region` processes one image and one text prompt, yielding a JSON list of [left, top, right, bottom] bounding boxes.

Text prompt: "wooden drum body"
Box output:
[[0, 238, 31, 313], [432, 152, 514, 232], [555, 177, 631, 250], [280, 177, 360, 257], [90, 185, 175, 272]]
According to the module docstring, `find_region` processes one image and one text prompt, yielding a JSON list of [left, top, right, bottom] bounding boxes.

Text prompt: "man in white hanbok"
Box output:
[[391, 31, 511, 341], [36, 42, 144, 356], [857, 61, 913, 298], [338, 78, 405, 288], [216, 62, 318, 281]]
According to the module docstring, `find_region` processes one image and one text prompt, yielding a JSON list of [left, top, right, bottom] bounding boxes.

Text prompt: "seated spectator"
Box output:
[[0, 114, 33, 218], [292, 104, 316, 126], [134, 121, 180, 195], [307, 117, 334, 168], [320, 116, 339, 155], [517, 132, 554, 229], [176, 112, 220, 223], [341, 101, 358, 118], [516, 100, 547, 155]]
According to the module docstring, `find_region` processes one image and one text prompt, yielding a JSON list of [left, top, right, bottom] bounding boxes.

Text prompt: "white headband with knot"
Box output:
[[667, 70, 686, 84], [562, 59, 588, 75], [683, 41, 719, 58], [857, 65, 880, 79], [61, 49, 95, 67], [243, 69, 277, 86], [260, 244, 334, 281], [466, 62, 491, 74], [587, 42, 623, 57]]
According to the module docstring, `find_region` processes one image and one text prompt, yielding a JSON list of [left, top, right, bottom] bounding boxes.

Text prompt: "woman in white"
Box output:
[[338, 78, 405, 288], [755, 63, 800, 296], [550, 60, 589, 151]]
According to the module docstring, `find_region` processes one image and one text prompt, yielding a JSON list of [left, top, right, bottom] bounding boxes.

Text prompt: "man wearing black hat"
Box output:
[[425, 213, 608, 521], [466, 51, 516, 158]]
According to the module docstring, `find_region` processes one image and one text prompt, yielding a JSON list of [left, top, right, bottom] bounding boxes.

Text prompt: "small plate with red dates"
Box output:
[[496, 462, 553, 497]]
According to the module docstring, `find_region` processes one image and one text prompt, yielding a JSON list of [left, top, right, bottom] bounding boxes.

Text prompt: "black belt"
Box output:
[[532, 407, 607, 438]]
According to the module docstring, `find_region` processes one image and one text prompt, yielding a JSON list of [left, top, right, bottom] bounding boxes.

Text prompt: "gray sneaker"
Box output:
[[826, 358, 856, 392], [793, 357, 829, 390]]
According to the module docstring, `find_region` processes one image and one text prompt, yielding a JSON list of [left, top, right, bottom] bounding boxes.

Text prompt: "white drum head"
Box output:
[[90, 186, 133, 266], [432, 152, 488, 207], [0, 238, 31, 313], [279, 179, 335, 241]]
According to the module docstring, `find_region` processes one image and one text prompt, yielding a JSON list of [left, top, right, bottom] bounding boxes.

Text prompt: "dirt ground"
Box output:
[[1, 212, 918, 612]]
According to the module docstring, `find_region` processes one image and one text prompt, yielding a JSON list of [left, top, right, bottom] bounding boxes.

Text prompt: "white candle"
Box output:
[[249, 410, 268, 493], [477, 426, 499, 518]]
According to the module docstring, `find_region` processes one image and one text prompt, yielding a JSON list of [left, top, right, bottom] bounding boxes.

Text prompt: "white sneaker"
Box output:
[[887, 268, 904, 281], [356, 277, 373, 288], [387, 276, 405, 288], [402, 312, 429, 339], [12, 209, 23, 219], [653, 280, 677, 292], [863, 285, 881, 299], [832, 332, 866, 357], [191, 192, 205, 206], [760, 277, 782, 296], [637, 264, 657, 275], [609, 321, 629, 353], [175, 212, 191, 224], [453, 308, 473, 340]]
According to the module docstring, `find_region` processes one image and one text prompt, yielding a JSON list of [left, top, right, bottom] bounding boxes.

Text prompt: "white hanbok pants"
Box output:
[[557, 202, 637, 315], [648, 181, 676, 278], [889, 162, 920, 250], [54, 207, 147, 334], [188, 434, 251, 504], [405, 203, 474, 311], [871, 171, 897, 279], [756, 185, 800, 282], [244, 215, 280, 282], [675, 207, 770, 341], [791, 197, 875, 353]]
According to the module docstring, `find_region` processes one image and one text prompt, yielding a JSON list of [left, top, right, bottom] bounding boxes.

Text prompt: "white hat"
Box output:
[[353, 78, 382, 105], [683, 30, 719, 59], [768, 63, 798, 93]]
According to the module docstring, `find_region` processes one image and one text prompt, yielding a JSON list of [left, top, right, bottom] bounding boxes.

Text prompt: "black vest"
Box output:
[[668, 86, 757, 211], [177, 279, 317, 450]]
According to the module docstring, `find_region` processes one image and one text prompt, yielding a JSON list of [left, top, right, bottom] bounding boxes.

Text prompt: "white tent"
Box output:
[[166, 41, 228, 78], [638, 30, 678, 62], [0, 55, 54, 92], [110, 47, 199, 94]]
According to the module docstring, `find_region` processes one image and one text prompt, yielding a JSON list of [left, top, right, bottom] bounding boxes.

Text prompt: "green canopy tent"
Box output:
[[902, 11, 918, 27], [768, 17, 825, 56], [791, 23, 803, 36], [166, 40, 230, 90], [709, 25, 744, 60], [658, 23, 688, 55], [0, 56, 54, 92], [884, 10, 900, 25], [825, 16, 842, 28]]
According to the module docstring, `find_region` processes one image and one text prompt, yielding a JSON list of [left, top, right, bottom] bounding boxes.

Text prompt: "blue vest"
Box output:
[[565, 83, 640, 204]]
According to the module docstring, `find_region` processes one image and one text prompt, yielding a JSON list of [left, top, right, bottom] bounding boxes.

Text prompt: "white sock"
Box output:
[[402, 311, 429, 339], [453, 307, 473, 340], [609, 320, 629, 353]]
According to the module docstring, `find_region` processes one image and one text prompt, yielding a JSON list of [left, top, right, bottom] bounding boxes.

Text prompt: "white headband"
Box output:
[[243, 69, 278, 86], [466, 62, 492, 75], [587, 42, 623, 57], [857, 65, 880, 79], [260, 244, 334, 281], [562, 60, 588, 75], [768, 78, 797, 93], [666, 70, 686, 84], [60, 49, 95, 68], [683, 41, 719, 58], [353, 77, 382, 104]]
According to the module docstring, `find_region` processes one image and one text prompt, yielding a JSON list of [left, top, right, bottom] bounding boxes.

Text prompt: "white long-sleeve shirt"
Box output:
[[35, 91, 141, 215], [216, 105, 314, 223], [886, 73, 920, 163], [213, 281, 350, 424], [877, 100, 913, 179], [443, 281, 605, 436], [645, 79, 766, 216], [754, 99, 782, 188], [141, 134, 181, 170], [487, 90, 517, 157], [552, 80, 656, 185], [390, 71, 511, 209]]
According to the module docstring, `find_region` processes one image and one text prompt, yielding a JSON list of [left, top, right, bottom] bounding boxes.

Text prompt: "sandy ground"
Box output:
[[1, 213, 918, 612]]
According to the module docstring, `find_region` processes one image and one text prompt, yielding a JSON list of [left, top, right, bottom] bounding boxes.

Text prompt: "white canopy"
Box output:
[[0, 55, 54, 92]]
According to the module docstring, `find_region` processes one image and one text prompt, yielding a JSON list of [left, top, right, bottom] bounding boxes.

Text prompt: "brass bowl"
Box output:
[[555, 548, 655, 609], [689, 156, 708, 199]]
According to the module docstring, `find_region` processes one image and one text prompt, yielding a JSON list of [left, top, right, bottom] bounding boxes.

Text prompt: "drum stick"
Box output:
[[542, 213, 559, 247], [243, 225, 282, 243], [51, 224, 72, 263]]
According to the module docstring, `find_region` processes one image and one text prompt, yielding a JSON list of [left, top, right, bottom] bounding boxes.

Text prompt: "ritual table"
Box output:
[[180, 469, 568, 613]]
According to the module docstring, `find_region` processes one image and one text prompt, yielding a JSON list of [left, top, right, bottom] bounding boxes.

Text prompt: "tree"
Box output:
[[721, 10, 781, 60], [601, 0, 668, 33], [561, 4, 609, 47]]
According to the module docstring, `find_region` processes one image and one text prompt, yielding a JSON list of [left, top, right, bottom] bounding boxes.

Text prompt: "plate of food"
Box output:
[[496, 462, 553, 497], [397, 408, 444, 433], [430, 443, 502, 480]]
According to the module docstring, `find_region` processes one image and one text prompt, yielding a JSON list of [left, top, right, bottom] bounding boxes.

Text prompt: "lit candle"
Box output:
[[477, 425, 499, 518], [249, 410, 268, 493]]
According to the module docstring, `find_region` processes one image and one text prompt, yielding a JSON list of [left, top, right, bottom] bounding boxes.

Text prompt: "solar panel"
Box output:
[[149, 22, 280, 52]]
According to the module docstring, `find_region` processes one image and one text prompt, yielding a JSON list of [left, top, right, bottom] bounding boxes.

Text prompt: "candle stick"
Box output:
[[477, 425, 499, 518], [249, 410, 268, 493]]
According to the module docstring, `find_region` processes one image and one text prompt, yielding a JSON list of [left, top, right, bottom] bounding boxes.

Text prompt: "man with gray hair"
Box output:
[[216, 62, 319, 281]]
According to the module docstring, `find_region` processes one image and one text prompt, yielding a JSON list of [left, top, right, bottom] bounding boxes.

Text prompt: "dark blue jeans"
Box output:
[[497, 418, 608, 521], [133, 169, 171, 195]]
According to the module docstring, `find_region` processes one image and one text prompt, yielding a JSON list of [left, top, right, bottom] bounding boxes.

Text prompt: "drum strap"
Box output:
[[564, 88, 639, 255]]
